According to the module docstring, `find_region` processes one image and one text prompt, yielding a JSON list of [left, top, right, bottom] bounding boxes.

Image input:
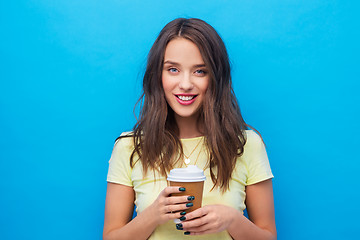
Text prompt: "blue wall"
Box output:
[[1, 1, 359, 239]]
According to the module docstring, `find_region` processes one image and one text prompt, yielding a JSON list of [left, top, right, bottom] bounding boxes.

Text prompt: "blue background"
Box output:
[[1, 1, 359, 239]]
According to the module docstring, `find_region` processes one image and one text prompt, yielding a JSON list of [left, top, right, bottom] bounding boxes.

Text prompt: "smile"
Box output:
[[175, 94, 198, 105], [178, 95, 195, 101]]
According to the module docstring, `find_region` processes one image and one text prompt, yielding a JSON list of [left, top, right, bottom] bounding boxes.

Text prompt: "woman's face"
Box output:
[[162, 38, 209, 121]]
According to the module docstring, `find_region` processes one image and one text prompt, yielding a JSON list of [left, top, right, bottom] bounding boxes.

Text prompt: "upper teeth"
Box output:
[[178, 95, 194, 101]]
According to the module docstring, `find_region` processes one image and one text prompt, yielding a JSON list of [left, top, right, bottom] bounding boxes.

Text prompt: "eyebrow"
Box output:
[[163, 60, 206, 68]]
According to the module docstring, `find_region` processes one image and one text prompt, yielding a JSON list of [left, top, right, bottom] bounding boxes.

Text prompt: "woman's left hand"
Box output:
[[180, 204, 236, 235]]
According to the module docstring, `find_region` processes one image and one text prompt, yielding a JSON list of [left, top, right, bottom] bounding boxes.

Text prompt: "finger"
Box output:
[[184, 219, 215, 232], [161, 186, 186, 196], [166, 211, 186, 221], [182, 206, 208, 221], [182, 215, 208, 229], [183, 219, 218, 235], [187, 229, 218, 236], [164, 202, 194, 213], [165, 195, 195, 205]]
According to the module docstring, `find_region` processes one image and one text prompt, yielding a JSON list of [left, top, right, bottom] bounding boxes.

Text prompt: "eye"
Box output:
[[168, 67, 179, 73], [194, 69, 207, 76]]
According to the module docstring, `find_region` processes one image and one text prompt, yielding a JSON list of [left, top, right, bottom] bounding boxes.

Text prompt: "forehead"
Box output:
[[163, 38, 205, 66]]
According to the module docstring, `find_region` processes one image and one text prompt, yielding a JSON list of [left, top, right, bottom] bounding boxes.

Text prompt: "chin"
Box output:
[[174, 110, 200, 119], [169, 102, 202, 119], [176, 114, 195, 118]]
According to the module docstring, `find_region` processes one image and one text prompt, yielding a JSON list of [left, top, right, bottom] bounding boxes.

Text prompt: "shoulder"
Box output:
[[244, 130, 264, 148], [241, 130, 267, 159], [107, 133, 135, 185], [241, 130, 273, 184], [113, 131, 135, 152], [120, 131, 133, 137]]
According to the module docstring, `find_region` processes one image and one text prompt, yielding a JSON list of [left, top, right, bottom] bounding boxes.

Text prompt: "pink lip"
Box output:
[[174, 94, 198, 105]]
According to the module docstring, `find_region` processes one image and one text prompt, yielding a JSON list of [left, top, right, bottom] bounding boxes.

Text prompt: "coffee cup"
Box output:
[[167, 165, 206, 222]]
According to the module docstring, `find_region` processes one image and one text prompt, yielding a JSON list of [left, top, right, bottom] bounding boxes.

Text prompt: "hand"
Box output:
[[179, 204, 236, 235], [146, 186, 194, 225]]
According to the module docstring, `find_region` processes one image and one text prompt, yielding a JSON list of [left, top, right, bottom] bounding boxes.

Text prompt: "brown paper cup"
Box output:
[[169, 180, 204, 213], [167, 165, 206, 221]]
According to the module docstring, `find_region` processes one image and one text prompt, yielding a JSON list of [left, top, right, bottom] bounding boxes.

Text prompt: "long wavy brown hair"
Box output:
[[119, 18, 255, 191]]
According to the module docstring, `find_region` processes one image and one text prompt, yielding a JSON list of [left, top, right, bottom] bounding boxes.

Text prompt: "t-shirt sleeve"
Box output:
[[244, 130, 274, 185], [106, 137, 133, 187]]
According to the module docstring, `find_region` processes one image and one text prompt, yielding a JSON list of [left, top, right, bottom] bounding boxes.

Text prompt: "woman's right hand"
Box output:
[[104, 185, 194, 240], [147, 186, 194, 225]]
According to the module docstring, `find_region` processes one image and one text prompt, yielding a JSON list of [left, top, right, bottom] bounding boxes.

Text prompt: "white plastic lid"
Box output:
[[167, 165, 206, 182]]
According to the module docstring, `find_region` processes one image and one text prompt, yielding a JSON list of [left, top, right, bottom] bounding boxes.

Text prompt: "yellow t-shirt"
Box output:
[[107, 130, 274, 240]]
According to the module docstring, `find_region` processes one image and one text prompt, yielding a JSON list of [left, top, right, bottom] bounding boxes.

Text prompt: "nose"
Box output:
[[178, 72, 194, 91]]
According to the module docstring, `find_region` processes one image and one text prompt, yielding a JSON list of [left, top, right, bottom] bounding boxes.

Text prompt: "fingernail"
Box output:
[[180, 211, 186, 215], [179, 216, 186, 221], [186, 203, 193, 207], [176, 224, 183, 230], [184, 231, 190, 235], [187, 196, 195, 201], [179, 187, 186, 191]]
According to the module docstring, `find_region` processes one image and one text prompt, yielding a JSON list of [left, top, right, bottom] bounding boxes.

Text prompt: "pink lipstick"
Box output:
[[175, 94, 198, 105]]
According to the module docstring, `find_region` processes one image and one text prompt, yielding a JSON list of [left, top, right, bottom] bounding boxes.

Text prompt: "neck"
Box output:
[[175, 114, 204, 139]]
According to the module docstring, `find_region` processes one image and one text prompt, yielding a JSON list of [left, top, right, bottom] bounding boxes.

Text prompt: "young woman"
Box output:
[[103, 18, 276, 240]]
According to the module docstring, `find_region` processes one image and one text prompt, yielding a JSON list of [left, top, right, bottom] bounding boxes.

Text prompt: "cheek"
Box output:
[[162, 75, 174, 94], [161, 77, 167, 92], [201, 78, 210, 93]]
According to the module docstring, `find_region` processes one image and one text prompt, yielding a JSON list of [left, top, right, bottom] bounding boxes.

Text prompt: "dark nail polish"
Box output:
[[186, 203, 193, 207], [179, 216, 186, 221], [176, 223, 183, 230], [184, 231, 190, 235], [187, 196, 195, 201], [180, 211, 186, 215], [179, 187, 186, 191]]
